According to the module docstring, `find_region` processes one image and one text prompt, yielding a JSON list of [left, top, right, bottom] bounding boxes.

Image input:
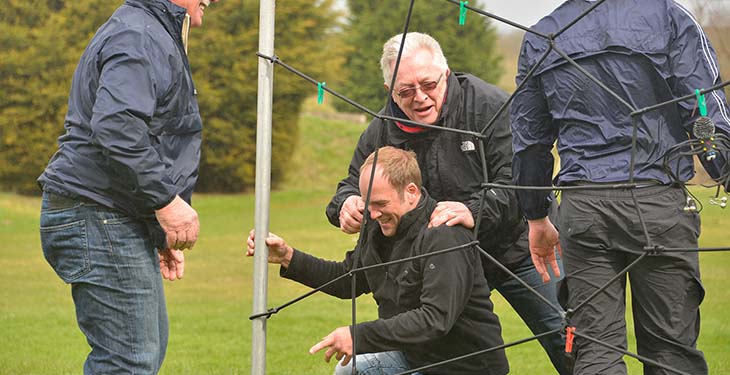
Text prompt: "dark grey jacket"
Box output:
[[326, 72, 529, 278], [285, 192, 508, 374], [38, 0, 201, 219]]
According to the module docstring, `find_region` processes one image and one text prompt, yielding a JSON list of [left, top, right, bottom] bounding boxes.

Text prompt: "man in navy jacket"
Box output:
[[511, 0, 729, 373], [38, 0, 218, 373]]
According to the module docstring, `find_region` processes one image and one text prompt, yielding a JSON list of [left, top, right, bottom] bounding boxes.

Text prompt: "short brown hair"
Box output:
[[360, 146, 422, 194]]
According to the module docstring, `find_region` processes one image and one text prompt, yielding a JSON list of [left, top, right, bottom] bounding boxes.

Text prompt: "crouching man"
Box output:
[[247, 146, 508, 374]]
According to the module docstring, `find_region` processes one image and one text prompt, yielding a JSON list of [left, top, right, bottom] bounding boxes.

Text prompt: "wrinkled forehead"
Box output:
[[390, 50, 442, 84]]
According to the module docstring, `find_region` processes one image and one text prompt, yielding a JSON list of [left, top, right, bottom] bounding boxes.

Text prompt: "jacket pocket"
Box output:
[[393, 266, 422, 308], [40, 220, 91, 283], [562, 216, 594, 237]]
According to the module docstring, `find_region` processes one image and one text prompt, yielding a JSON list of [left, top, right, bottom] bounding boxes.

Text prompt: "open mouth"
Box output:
[[414, 105, 432, 115], [200, 0, 210, 12]]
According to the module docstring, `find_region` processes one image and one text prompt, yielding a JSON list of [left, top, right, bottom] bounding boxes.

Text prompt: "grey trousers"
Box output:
[[558, 185, 707, 375]]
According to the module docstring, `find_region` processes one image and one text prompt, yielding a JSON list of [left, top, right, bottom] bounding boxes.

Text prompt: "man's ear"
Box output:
[[384, 83, 390, 92], [405, 183, 419, 203]]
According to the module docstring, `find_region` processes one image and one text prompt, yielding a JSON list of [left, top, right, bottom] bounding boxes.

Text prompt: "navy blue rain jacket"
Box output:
[[38, 0, 202, 219], [511, 0, 730, 219]]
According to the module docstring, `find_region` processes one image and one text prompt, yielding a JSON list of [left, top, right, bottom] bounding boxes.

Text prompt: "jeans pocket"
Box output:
[[40, 219, 91, 283]]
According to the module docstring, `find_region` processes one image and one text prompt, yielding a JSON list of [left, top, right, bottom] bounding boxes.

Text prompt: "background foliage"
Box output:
[[0, 0, 347, 194], [193, 0, 347, 192], [0, 1, 119, 194], [333, 0, 503, 114]]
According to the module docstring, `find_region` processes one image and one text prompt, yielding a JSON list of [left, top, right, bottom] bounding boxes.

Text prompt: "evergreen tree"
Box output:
[[192, 0, 346, 192], [334, 0, 502, 114], [0, 0, 344, 194], [0, 1, 119, 194]]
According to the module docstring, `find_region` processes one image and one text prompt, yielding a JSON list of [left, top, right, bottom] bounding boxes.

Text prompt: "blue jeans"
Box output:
[[494, 254, 570, 374], [334, 351, 421, 375], [40, 191, 168, 374]]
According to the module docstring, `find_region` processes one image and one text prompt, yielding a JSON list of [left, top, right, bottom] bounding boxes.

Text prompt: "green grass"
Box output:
[[1, 114, 729, 374]]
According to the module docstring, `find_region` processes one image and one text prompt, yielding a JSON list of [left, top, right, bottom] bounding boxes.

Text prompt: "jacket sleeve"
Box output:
[[465, 89, 524, 235], [510, 40, 559, 220], [668, 2, 730, 184], [325, 119, 382, 227], [91, 29, 177, 211], [353, 227, 477, 352], [281, 248, 370, 299]]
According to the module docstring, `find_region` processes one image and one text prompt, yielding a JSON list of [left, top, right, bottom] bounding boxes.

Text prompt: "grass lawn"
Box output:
[[1, 114, 728, 374]]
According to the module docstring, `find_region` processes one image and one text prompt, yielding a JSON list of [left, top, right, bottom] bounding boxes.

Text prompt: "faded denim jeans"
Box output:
[[334, 351, 420, 375], [40, 191, 167, 374], [494, 254, 569, 374]]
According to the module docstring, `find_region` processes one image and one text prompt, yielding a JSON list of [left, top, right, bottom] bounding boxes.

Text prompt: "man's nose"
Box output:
[[370, 209, 381, 219], [412, 87, 429, 101]]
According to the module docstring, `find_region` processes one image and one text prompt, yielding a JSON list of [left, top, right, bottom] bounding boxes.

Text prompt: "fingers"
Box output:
[[160, 256, 171, 280], [340, 196, 364, 234], [549, 253, 561, 279], [309, 328, 353, 365], [246, 229, 255, 256], [159, 249, 185, 281], [429, 208, 455, 228], [339, 210, 362, 234], [165, 232, 177, 253], [167, 256, 179, 281], [340, 217, 361, 234], [174, 230, 189, 250], [171, 249, 185, 279], [323, 347, 336, 363], [531, 253, 551, 283], [164, 226, 197, 250], [340, 354, 352, 366], [309, 336, 331, 355]]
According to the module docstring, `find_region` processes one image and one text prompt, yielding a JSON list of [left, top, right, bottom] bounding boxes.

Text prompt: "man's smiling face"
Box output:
[[388, 48, 448, 126], [172, 0, 218, 27]]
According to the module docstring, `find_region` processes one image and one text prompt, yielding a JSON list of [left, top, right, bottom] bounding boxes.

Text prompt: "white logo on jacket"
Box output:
[[460, 140, 475, 152]]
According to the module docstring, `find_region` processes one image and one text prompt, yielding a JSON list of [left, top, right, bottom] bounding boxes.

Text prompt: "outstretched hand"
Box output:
[[309, 326, 353, 365], [527, 217, 562, 283]]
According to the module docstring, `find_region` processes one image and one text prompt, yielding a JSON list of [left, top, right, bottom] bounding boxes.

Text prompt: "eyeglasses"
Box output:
[[395, 73, 443, 99]]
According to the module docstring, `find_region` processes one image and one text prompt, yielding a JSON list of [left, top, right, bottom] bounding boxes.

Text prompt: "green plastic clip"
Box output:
[[317, 82, 326, 105], [459, 1, 468, 26], [695, 89, 707, 116]]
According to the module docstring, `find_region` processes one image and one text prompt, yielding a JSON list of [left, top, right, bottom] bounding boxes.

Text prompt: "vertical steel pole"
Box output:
[[252, 0, 275, 374]]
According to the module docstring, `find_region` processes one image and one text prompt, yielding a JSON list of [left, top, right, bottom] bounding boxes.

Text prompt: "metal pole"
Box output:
[[252, 0, 275, 374]]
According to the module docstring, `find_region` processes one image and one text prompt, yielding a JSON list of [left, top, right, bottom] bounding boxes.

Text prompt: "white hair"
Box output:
[[380, 32, 449, 85]]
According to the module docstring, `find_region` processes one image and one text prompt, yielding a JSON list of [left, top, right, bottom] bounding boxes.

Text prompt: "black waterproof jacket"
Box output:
[[285, 191, 508, 374], [326, 72, 529, 279], [38, 0, 201, 220]]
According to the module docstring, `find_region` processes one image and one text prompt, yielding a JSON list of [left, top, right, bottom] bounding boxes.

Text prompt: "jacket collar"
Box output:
[[125, 0, 188, 45]]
